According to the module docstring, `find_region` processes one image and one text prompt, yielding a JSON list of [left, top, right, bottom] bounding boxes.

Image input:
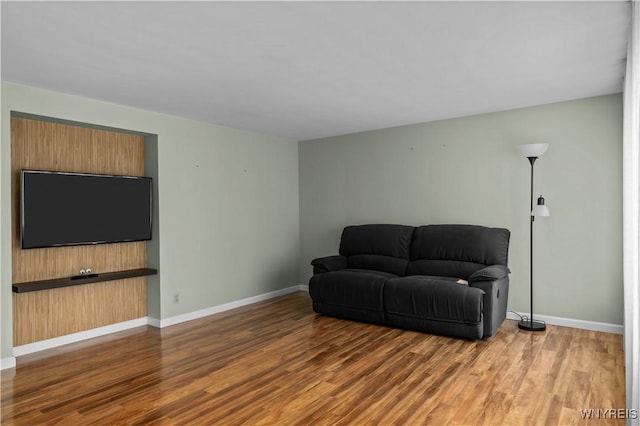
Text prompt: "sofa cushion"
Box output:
[[348, 254, 409, 277], [407, 225, 510, 278], [384, 276, 485, 324], [339, 224, 415, 275], [340, 224, 414, 258], [407, 260, 485, 280], [309, 269, 397, 312]]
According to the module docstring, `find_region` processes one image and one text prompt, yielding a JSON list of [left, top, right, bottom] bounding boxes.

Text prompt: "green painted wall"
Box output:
[[299, 94, 623, 325], [1, 82, 301, 359]]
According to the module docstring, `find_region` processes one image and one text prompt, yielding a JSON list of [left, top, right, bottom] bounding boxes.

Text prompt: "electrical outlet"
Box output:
[[173, 293, 180, 304]]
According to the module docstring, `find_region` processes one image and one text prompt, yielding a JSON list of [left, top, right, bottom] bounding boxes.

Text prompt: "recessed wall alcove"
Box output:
[[10, 112, 160, 346]]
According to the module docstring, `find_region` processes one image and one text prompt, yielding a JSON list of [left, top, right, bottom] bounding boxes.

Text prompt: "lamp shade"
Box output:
[[518, 143, 549, 158], [532, 195, 550, 217]]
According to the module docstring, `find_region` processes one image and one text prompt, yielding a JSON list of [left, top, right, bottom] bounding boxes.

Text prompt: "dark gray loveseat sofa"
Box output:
[[308, 224, 511, 340]]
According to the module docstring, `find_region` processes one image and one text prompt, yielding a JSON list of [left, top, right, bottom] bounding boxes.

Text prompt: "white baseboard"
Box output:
[[298, 284, 309, 292], [1, 357, 17, 370], [148, 285, 304, 328], [506, 312, 623, 334], [12, 317, 149, 359], [147, 317, 161, 328]]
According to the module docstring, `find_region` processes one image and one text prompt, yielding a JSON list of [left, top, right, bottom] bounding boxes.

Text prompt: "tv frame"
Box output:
[[20, 169, 153, 249]]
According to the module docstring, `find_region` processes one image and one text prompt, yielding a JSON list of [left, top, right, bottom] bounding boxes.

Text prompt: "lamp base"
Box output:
[[518, 319, 546, 332]]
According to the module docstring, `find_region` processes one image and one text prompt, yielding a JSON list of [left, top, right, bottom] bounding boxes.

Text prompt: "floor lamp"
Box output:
[[517, 143, 550, 332]]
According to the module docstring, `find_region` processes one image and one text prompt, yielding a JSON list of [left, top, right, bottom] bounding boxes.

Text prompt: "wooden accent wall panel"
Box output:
[[12, 279, 147, 346], [11, 117, 148, 346]]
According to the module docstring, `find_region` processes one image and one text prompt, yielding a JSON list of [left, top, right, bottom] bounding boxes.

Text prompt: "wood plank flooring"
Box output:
[[1, 292, 625, 425]]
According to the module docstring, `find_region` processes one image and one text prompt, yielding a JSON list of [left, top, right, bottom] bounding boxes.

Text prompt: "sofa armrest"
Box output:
[[468, 265, 510, 284], [469, 265, 510, 337], [311, 255, 347, 275], [469, 273, 510, 338]]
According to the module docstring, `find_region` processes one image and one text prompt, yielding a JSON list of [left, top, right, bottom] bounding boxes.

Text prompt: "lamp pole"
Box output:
[[518, 155, 546, 332]]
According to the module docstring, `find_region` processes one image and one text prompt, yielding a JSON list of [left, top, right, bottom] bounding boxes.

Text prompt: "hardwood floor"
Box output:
[[1, 292, 625, 425]]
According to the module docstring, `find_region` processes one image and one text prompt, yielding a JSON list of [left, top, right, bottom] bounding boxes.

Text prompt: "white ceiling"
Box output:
[[1, 1, 630, 141]]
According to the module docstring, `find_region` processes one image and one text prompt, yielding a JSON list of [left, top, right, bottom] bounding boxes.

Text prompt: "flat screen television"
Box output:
[[21, 170, 152, 249]]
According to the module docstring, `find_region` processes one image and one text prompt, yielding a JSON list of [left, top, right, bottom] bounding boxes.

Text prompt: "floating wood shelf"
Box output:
[[12, 268, 158, 293]]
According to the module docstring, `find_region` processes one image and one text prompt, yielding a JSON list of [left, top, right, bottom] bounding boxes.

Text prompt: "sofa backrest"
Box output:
[[339, 224, 415, 276], [407, 225, 510, 278]]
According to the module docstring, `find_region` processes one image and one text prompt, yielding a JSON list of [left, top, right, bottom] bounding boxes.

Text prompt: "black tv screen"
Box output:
[[21, 170, 152, 249]]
